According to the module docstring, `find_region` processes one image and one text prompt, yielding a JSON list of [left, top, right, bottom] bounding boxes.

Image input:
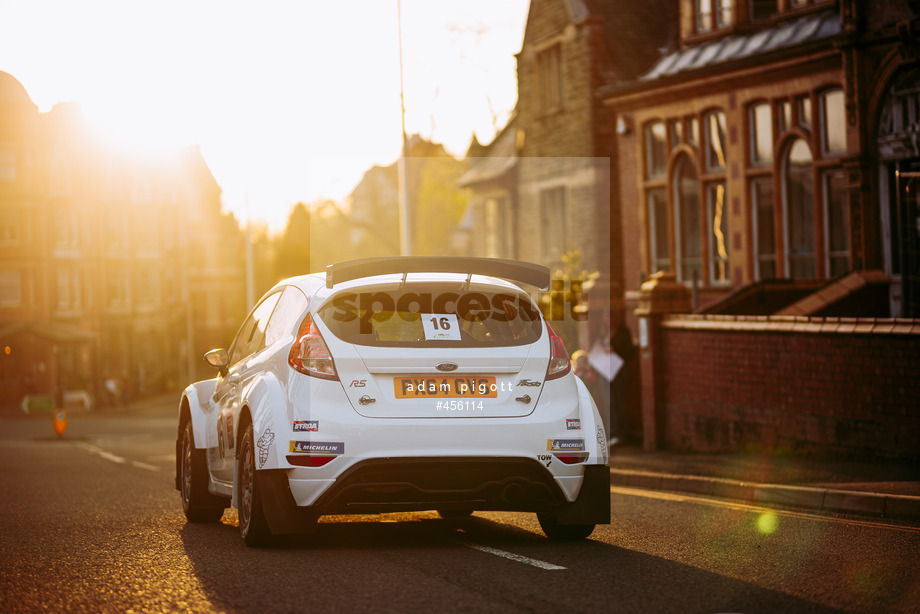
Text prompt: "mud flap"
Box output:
[[552, 465, 611, 525], [257, 469, 317, 535]]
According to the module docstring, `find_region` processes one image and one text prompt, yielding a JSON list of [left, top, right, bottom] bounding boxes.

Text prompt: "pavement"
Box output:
[[609, 443, 920, 520]]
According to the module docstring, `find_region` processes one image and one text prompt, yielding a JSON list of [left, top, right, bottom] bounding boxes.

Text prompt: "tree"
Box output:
[[274, 202, 311, 281]]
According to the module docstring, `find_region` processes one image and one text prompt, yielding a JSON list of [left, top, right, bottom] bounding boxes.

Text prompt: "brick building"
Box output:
[[0, 70, 246, 412], [602, 0, 920, 456], [462, 0, 677, 350], [604, 0, 920, 320], [463, 1, 920, 455]]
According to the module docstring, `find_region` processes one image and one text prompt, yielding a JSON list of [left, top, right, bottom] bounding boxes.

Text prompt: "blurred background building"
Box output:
[[0, 70, 245, 412]]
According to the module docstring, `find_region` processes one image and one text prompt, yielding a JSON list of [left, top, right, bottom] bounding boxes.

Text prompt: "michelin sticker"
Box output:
[[547, 439, 585, 451], [289, 441, 345, 454]]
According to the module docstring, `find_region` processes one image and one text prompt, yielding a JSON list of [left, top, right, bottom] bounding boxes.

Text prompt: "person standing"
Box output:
[[608, 309, 636, 445]]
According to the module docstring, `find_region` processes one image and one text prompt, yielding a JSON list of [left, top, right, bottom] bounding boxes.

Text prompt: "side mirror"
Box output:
[[203, 348, 230, 377]]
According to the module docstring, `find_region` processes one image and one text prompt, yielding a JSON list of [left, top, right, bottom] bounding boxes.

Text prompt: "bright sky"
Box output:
[[0, 0, 529, 233]]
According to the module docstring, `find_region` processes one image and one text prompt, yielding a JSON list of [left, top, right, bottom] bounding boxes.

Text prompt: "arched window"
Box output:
[[783, 139, 815, 278], [674, 155, 702, 282]]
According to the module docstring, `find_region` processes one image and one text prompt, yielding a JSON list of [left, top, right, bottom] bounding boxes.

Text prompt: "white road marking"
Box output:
[[74, 443, 163, 471], [130, 461, 160, 472], [75, 442, 161, 471], [462, 543, 567, 570], [75, 442, 126, 464]]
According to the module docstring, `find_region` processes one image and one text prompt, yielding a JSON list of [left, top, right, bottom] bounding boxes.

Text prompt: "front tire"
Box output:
[[179, 421, 226, 523], [238, 422, 272, 547], [537, 513, 595, 541]]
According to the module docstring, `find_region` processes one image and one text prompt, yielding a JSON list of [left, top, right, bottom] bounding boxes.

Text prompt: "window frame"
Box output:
[[673, 154, 703, 284], [645, 121, 668, 179], [749, 101, 774, 167], [706, 182, 730, 285], [750, 175, 777, 280], [782, 138, 817, 279], [540, 186, 567, 258], [822, 168, 850, 277], [704, 110, 728, 173], [647, 188, 671, 275], [819, 87, 847, 157], [536, 44, 563, 115], [0, 270, 22, 308]]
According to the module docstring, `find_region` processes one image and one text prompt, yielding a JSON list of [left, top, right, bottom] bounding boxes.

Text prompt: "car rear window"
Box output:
[[317, 284, 544, 347]]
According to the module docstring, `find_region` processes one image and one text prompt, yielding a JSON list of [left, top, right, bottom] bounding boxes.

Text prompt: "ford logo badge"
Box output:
[[436, 362, 458, 372]]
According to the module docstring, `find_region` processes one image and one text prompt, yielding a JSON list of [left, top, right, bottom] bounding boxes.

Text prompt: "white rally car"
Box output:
[[175, 257, 610, 545]]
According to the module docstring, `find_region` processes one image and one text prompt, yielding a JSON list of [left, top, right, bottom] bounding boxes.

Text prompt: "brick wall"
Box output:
[[649, 315, 920, 458]]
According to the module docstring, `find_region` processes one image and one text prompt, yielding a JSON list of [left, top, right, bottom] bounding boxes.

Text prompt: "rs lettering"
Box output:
[[349, 380, 367, 388]]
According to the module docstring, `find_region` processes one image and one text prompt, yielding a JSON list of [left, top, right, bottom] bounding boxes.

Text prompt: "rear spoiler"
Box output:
[[325, 257, 551, 291]]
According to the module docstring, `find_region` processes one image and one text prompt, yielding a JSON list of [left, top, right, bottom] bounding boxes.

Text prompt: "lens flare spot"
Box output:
[[757, 512, 779, 534]]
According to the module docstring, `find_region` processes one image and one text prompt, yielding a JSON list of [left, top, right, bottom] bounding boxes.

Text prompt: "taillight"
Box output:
[[553, 452, 589, 465], [545, 322, 571, 380], [288, 313, 338, 380], [286, 454, 337, 468]]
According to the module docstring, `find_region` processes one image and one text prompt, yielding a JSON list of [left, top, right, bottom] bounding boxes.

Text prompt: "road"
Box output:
[[1, 404, 918, 613]]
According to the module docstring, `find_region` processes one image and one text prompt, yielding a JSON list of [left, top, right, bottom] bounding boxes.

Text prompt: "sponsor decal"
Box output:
[[289, 441, 345, 455], [421, 313, 462, 341], [547, 438, 585, 452], [257, 429, 275, 468], [566, 418, 581, 430], [597, 425, 608, 464], [330, 291, 546, 335], [329, 284, 587, 336], [293, 420, 319, 432], [395, 376, 501, 398]]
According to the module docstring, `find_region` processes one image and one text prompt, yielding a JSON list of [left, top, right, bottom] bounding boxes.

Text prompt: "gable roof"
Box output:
[[458, 115, 519, 187]]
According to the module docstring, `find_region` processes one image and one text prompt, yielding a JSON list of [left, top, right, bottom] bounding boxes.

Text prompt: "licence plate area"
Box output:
[[394, 376, 498, 399]]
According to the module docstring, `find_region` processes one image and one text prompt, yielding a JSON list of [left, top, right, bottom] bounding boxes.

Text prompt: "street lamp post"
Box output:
[[397, 0, 411, 257]]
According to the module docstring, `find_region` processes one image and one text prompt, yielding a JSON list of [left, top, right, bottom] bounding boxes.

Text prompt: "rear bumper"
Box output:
[[259, 458, 610, 534]]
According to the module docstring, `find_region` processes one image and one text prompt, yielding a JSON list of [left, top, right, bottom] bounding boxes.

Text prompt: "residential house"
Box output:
[[347, 135, 470, 260], [462, 0, 678, 349], [604, 0, 920, 319], [0, 70, 245, 411]]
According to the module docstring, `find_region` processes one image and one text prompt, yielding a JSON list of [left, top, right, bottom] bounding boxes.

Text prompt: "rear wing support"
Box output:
[[325, 257, 551, 291]]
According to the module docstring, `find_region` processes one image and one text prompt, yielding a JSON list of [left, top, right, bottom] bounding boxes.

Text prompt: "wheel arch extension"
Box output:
[[235, 405, 253, 459], [179, 381, 214, 450]]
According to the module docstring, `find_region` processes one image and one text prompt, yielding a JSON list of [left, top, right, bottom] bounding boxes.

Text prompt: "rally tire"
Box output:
[[537, 513, 595, 541], [180, 421, 226, 523], [238, 422, 273, 547]]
